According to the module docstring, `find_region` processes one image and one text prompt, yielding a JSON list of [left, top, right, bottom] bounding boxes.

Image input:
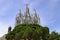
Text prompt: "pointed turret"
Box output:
[[16, 9, 22, 17], [15, 9, 23, 26], [24, 4, 30, 17], [32, 9, 38, 24], [32, 9, 37, 17]]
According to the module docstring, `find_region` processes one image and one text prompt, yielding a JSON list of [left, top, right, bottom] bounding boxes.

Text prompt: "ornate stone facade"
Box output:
[[15, 4, 40, 26]]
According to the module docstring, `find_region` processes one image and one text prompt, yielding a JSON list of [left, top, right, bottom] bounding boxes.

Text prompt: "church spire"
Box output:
[[32, 9, 37, 17], [17, 9, 22, 17], [24, 4, 30, 17]]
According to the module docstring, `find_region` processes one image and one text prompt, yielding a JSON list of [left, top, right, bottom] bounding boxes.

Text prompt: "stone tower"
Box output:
[[15, 4, 40, 26]]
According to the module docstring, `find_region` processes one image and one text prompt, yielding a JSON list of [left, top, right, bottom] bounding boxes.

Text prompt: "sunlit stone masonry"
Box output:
[[15, 4, 40, 26]]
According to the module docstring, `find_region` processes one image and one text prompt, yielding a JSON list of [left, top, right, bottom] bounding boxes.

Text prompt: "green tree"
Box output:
[[48, 31, 60, 40], [6, 24, 50, 40]]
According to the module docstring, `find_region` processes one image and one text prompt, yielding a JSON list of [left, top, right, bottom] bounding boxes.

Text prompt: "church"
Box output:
[[15, 4, 40, 26]]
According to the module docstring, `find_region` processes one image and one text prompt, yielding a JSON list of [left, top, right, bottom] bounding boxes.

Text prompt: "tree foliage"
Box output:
[[48, 31, 60, 40], [5, 24, 60, 40]]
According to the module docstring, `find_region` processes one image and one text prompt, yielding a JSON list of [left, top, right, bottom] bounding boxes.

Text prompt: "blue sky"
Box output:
[[0, 0, 60, 37]]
